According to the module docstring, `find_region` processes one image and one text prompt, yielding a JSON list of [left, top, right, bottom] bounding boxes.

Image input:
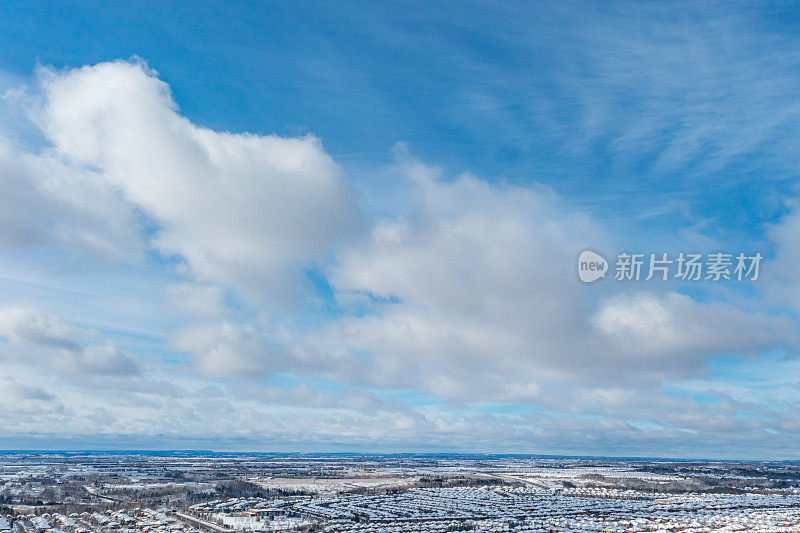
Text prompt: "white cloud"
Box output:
[[165, 282, 226, 318], [315, 156, 603, 393], [0, 378, 63, 417], [766, 205, 800, 309], [285, 157, 799, 398], [0, 377, 54, 402], [0, 304, 85, 350], [169, 320, 278, 377], [0, 133, 144, 260], [0, 304, 140, 376], [33, 60, 362, 305], [591, 292, 796, 372], [0, 58, 797, 455]]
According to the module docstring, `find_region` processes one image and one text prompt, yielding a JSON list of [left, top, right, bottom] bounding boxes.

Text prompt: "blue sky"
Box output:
[[1, 1, 800, 458]]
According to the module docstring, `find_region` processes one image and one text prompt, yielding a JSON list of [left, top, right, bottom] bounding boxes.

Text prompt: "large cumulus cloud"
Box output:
[[32, 60, 362, 304]]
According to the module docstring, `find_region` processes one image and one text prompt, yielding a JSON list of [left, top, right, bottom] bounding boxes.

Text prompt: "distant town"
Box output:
[[0, 452, 798, 532]]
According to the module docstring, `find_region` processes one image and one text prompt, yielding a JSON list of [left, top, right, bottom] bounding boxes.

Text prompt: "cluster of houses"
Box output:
[[4, 454, 800, 532], [182, 484, 800, 532], [1, 507, 201, 532]]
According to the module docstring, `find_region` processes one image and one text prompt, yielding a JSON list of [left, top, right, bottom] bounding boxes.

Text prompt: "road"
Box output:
[[174, 512, 233, 532]]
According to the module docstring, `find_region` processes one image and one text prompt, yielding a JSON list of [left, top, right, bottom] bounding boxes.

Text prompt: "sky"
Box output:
[[1, 1, 800, 458]]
